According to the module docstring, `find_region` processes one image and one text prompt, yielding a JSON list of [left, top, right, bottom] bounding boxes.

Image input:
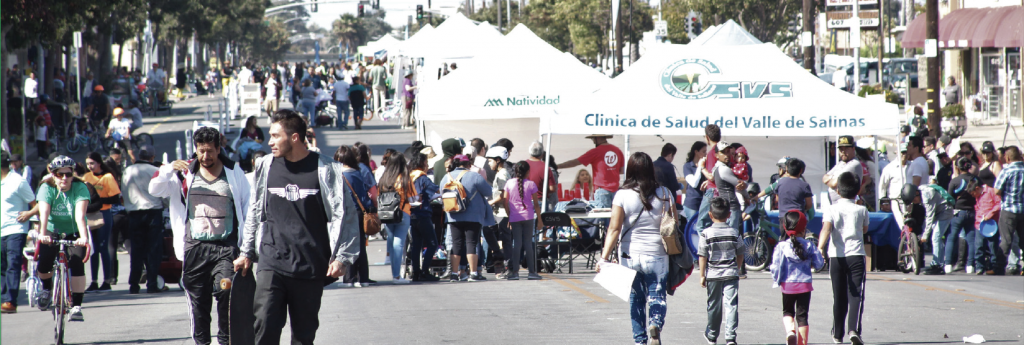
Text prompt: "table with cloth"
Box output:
[[764, 211, 902, 248]]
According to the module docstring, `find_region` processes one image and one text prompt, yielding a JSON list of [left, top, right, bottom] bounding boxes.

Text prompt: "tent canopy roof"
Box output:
[[689, 20, 762, 46], [545, 43, 899, 137]]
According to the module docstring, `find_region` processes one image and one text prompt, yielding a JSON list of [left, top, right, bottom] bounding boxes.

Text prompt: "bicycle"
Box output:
[[65, 118, 103, 153], [743, 218, 780, 271], [897, 222, 923, 275], [48, 239, 78, 345], [103, 132, 154, 152]]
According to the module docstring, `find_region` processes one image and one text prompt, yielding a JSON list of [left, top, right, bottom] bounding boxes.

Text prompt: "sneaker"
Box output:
[[923, 266, 946, 275], [648, 325, 661, 345], [468, 273, 487, 281], [496, 271, 509, 280], [506, 273, 520, 280], [85, 282, 99, 292], [37, 290, 51, 311], [725, 341, 737, 345], [128, 286, 141, 294], [965, 266, 975, 274], [787, 332, 798, 345], [944, 265, 953, 274], [703, 331, 716, 344], [419, 273, 440, 282], [527, 273, 543, 280], [337, 282, 354, 288], [98, 282, 112, 291], [832, 336, 843, 343], [392, 278, 411, 285], [1, 302, 16, 314], [738, 273, 747, 279], [849, 333, 863, 345], [459, 271, 469, 281], [69, 306, 84, 322], [449, 273, 460, 283]]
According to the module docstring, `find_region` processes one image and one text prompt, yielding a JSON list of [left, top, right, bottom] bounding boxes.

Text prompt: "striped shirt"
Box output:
[[698, 222, 745, 281], [994, 161, 1024, 214]]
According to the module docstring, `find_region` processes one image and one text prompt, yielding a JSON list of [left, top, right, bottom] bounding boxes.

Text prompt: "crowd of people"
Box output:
[[2, 85, 1023, 345]]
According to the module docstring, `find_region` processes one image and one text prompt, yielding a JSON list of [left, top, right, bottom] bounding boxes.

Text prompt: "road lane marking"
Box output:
[[544, 274, 609, 303], [869, 274, 1024, 310]]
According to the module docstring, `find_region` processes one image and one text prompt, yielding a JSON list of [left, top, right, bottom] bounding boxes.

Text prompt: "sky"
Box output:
[[303, 0, 470, 35]]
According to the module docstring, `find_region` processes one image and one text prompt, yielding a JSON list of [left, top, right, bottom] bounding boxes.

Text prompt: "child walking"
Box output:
[[771, 210, 824, 345], [698, 197, 745, 345], [503, 161, 542, 280], [817, 172, 869, 345]]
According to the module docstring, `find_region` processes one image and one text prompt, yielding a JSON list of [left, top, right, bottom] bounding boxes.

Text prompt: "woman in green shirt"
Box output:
[[35, 156, 92, 321]]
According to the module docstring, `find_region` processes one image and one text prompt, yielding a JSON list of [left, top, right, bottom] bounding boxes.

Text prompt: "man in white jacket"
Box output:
[[149, 127, 251, 345]]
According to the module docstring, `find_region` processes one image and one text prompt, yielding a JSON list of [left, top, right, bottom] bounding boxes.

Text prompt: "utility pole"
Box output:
[[926, 0, 941, 136], [878, 1, 884, 84], [852, 0, 861, 95], [496, 0, 502, 32], [802, 0, 815, 74]]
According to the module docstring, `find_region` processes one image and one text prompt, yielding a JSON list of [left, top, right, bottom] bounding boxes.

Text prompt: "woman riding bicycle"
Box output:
[[35, 156, 92, 321]]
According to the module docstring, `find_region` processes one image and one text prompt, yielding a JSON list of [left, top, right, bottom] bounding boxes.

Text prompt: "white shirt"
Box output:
[[147, 69, 166, 87], [237, 67, 253, 85], [905, 156, 929, 186], [265, 78, 278, 100], [35, 124, 47, 141], [333, 80, 350, 101], [2, 172, 35, 237], [612, 187, 672, 256], [122, 162, 163, 211], [822, 198, 869, 257], [110, 118, 133, 140], [24, 78, 38, 98]]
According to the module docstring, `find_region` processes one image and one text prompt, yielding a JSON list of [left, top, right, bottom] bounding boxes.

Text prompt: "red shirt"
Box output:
[[578, 144, 624, 191], [704, 145, 719, 189], [526, 160, 555, 192]]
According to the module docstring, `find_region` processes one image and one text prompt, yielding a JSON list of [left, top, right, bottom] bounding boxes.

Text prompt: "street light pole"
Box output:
[[852, 0, 861, 96], [802, 0, 815, 74], [926, 0, 940, 136]]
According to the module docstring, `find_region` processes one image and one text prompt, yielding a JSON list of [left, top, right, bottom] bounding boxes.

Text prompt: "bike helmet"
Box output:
[[747, 182, 761, 196], [112, 107, 125, 117], [899, 183, 919, 206], [48, 155, 76, 171]]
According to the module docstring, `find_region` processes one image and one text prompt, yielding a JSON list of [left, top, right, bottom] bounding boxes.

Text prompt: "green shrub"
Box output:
[[942, 103, 965, 118]]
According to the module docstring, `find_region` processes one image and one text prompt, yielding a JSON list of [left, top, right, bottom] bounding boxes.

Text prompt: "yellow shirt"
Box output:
[[83, 172, 120, 211]]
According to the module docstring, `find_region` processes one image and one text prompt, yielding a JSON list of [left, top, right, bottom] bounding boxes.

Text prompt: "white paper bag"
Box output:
[[594, 262, 638, 302]]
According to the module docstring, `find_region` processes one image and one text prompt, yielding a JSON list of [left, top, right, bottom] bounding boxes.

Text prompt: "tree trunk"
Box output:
[[614, 2, 624, 72], [1, 25, 10, 138]]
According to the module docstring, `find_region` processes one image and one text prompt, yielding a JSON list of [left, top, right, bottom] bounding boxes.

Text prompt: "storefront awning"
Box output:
[[901, 6, 1024, 49]]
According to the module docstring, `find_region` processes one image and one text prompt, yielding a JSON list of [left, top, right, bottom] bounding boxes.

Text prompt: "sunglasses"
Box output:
[[54, 172, 74, 179]]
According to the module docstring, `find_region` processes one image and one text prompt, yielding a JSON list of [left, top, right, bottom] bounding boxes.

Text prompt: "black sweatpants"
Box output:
[[999, 212, 1024, 264], [830, 256, 866, 339], [253, 270, 324, 345], [110, 210, 129, 280], [128, 209, 163, 292], [182, 242, 238, 345]]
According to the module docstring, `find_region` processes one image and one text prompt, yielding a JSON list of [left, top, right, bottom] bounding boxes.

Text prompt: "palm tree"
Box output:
[[332, 14, 366, 56]]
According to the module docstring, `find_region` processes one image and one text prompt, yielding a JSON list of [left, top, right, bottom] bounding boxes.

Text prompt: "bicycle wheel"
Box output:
[[743, 234, 771, 271], [53, 264, 67, 345], [136, 133, 154, 146], [909, 233, 922, 275], [898, 233, 915, 274], [66, 138, 82, 153]]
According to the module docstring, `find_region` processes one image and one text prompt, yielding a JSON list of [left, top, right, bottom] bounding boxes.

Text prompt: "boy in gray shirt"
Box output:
[[698, 197, 745, 345]]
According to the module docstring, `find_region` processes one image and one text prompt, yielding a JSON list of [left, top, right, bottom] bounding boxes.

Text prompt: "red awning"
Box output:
[[901, 6, 1024, 49]]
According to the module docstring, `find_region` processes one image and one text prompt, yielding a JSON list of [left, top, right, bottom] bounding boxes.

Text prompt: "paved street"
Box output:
[[2, 96, 1022, 345]]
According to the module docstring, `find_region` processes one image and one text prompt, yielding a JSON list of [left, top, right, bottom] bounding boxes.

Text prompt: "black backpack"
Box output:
[[377, 191, 404, 224]]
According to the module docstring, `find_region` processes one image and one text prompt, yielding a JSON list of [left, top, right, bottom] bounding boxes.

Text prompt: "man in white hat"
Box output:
[[557, 134, 623, 208]]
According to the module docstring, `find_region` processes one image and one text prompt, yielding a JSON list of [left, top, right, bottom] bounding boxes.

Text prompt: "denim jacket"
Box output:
[[240, 153, 360, 265]]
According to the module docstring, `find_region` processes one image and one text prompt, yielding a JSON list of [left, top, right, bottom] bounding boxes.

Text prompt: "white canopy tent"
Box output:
[[415, 24, 610, 157], [357, 34, 402, 57], [398, 13, 500, 62], [689, 20, 762, 46], [539, 43, 900, 200]]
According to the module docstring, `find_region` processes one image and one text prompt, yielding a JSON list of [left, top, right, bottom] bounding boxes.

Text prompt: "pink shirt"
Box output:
[[974, 185, 1001, 229], [504, 178, 539, 222]]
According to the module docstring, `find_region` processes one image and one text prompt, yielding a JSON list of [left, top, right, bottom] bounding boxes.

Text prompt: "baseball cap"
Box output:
[[981, 141, 995, 153], [485, 146, 509, 160], [452, 154, 470, 163], [716, 141, 731, 152], [776, 156, 790, 167], [837, 135, 855, 148], [899, 142, 909, 153]]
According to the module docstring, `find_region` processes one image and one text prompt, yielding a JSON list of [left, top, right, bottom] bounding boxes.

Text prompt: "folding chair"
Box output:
[[534, 212, 603, 274]]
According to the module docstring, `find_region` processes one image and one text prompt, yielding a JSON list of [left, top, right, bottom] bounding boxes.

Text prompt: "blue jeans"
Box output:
[[727, 205, 742, 233], [695, 189, 716, 232], [409, 216, 438, 275], [299, 100, 316, 122], [975, 229, 1001, 271], [385, 215, 411, 278], [335, 100, 350, 129], [683, 206, 699, 223], [930, 219, 950, 266], [90, 209, 114, 283], [622, 253, 668, 344], [946, 210, 977, 268], [593, 188, 615, 209], [2, 233, 27, 305], [705, 278, 739, 342]]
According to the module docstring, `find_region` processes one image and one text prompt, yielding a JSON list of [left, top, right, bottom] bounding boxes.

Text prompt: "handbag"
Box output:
[[342, 176, 381, 236], [86, 212, 104, 230], [659, 188, 684, 255]]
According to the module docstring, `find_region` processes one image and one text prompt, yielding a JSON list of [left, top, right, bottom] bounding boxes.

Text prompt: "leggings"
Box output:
[[782, 292, 812, 327], [89, 209, 113, 282], [448, 222, 481, 257]]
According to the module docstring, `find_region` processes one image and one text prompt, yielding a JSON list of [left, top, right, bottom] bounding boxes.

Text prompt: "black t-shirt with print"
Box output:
[[259, 152, 330, 280]]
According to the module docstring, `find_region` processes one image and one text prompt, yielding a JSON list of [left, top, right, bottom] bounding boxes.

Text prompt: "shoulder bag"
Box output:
[[342, 175, 381, 236], [659, 188, 684, 255]]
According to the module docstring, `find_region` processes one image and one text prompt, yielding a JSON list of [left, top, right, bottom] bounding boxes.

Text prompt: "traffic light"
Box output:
[[416, 5, 424, 20], [372, 0, 379, 10], [358, 3, 364, 17], [312, 0, 318, 12], [684, 16, 692, 36]]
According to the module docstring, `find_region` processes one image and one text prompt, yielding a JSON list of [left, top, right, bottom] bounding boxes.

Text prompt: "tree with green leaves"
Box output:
[[683, 0, 800, 46]]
